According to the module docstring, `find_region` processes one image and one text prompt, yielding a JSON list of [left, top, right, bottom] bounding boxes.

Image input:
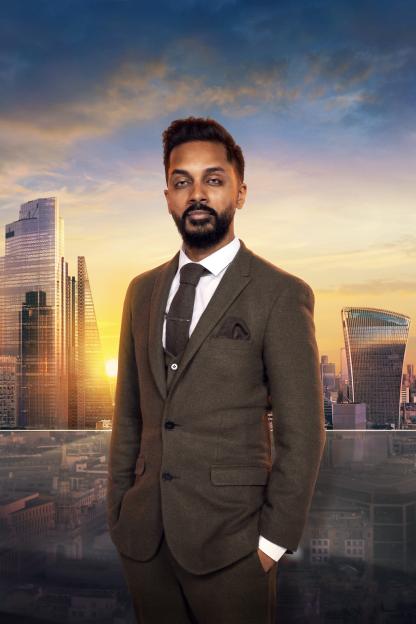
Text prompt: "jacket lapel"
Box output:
[[148, 239, 252, 401], [148, 251, 180, 400]]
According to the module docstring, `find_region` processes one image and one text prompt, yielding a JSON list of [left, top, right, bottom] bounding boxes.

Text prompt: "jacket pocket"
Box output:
[[210, 464, 269, 485], [206, 336, 253, 351]]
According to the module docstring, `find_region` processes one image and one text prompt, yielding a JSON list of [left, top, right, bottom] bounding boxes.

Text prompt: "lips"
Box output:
[[188, 209, 212, 217]]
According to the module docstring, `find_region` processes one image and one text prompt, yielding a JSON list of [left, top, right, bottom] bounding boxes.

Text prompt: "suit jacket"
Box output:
[[107, 239, 326, 575]]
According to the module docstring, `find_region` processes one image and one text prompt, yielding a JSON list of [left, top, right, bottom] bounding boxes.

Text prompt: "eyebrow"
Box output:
[[170, 166, 226, 178]]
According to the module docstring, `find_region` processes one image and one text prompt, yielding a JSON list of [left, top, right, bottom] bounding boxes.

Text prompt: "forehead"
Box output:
[[168, 140, 233, 175]]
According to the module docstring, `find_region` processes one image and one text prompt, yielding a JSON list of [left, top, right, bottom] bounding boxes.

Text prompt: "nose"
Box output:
[[188, 180, 208, 205]]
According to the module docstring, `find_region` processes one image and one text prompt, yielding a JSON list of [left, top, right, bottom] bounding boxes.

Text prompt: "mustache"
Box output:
[[183, 201, 217, 219]]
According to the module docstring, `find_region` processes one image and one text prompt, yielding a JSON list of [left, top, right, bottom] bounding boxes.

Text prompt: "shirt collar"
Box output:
[[178, 236, 241, 277]]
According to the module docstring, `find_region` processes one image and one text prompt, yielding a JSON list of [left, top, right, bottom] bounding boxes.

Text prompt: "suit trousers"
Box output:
[[118, 532, 278, 624]]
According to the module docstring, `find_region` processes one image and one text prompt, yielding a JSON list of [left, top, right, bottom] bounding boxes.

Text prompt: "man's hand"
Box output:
[[257, 548, 276, 573]]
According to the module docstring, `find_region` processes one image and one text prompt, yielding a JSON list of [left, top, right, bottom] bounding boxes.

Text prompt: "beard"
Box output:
[[172, 200, 234, 250]]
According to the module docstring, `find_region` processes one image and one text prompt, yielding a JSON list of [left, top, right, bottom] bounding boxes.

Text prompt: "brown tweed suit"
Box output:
[[107, 238, 326, 576]]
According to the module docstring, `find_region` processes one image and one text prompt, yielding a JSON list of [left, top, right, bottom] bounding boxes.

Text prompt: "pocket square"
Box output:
[[213, 316, 251, 340]]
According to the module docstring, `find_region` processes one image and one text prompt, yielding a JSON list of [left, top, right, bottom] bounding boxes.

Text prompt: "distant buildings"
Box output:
[[320, 355, 336, 393], [0, 198, 112, 429], [341, 307, 411, 428], [332, 402, 367, 430]]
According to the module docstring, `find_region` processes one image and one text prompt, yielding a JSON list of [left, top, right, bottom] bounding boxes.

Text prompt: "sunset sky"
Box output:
[[0, 1, 415, 370]]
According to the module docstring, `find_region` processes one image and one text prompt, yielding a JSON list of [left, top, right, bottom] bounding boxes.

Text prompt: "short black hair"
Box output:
[[162, 116, 245, 183]]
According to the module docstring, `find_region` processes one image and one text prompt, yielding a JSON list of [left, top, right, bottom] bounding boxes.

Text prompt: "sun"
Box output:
[[105, 358, 118, 378]]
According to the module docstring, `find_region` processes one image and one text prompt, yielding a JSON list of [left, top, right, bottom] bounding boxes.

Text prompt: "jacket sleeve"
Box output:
[[259, 280, 326, 552], [107, 278, 142, 530]]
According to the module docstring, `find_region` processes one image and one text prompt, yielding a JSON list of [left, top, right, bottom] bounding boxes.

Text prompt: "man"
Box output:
[[107, 116, 326, 624]]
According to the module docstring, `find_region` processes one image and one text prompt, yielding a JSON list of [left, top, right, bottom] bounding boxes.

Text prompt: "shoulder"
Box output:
[[125, 258, 174, 300], [246, 247, 314, 303]]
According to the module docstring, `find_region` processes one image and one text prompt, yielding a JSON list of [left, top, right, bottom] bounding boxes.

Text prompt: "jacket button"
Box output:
[[170, 363, 178, 370], [162, 472, 173, 481], [165, 420, 176, 430]]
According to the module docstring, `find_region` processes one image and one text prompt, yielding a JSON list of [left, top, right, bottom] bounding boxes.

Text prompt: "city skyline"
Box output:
[[2, 194, 415, 372], [1, 196, 416, 430]]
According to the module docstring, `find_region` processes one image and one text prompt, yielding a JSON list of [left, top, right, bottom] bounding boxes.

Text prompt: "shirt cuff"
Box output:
[[258, 535, 287, 562]]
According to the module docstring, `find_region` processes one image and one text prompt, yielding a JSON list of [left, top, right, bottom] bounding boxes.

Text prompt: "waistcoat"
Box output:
[[164, 347, 182, 392]]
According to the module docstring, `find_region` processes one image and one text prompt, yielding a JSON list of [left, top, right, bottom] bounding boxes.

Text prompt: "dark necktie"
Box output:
[[166, 262, 209, 357]]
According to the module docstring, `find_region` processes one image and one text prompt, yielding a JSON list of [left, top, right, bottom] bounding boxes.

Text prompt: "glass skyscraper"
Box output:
[[0, 197, 112, 429], [342, 307, 410, 428], [76, 256, 113, 428], [0, 198, 66, 428]]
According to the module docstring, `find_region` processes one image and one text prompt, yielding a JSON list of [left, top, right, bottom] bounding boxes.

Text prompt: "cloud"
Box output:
[[307, 49, 373, 91], [1, 2, 415, 169], [0, 49, 379, 170], [0, 1, 415, 215], [0, 55, 303, 194], [0, 58, 301, 143]]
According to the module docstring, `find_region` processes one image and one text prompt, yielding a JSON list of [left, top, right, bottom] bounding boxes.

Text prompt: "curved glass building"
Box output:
[[341, 307, 411, 428]]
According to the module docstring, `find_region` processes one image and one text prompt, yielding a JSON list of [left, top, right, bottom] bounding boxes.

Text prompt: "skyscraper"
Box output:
[[19, 290, 54, 428], [320, 354, 336, 392], [0, 198, 112, 429], [340, 347, 349, 399], [0, 198, 66, 428], [76, 256, 113, 428], [341, 307, 410, 428], [0, 355, 17, 427]]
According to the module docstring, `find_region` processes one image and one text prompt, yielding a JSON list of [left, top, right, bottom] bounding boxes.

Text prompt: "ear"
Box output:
[[164, 188, 171, 214], [236, 182, 247, 210]]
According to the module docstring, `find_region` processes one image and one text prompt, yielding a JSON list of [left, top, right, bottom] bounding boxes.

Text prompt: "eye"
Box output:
[[207, 177, 222, 185], [174, 179, 189, 188]]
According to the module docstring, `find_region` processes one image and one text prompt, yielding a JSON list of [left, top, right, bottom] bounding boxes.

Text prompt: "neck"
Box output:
[[183, 231, 235, 262]]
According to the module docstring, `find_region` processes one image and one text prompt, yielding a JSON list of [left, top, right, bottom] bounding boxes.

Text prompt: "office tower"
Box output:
[[76, 256, 113, 428], [320, 355, 336, 391], [0, 198, 67, 428], [19, 290, 54, 428], [0, 355, 18, 427], [409, 366, 416, 405], [401, 386, 410, 403], [67, 274, 78, 429], [0, 198, 112, 429], [340, 347, 349, 398], [0, 255, 4, 352], [341, 307, 410, 428], [323, 396, 333, 427]]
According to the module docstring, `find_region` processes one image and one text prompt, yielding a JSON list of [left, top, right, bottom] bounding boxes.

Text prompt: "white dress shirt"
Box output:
[[162, 235, 286, 564]]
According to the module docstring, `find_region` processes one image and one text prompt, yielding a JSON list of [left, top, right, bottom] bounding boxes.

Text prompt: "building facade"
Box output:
[[0, 198, 112, 429], [342, 307, 410, 428]]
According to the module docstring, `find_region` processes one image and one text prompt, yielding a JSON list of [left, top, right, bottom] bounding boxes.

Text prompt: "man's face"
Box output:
[[164, 140, 246, 250]]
